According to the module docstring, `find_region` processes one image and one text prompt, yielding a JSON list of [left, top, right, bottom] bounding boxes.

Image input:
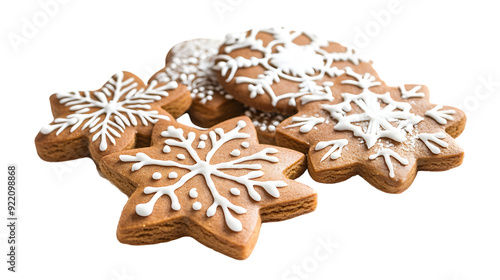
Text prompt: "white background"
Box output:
[[1, 0, 499, 279]]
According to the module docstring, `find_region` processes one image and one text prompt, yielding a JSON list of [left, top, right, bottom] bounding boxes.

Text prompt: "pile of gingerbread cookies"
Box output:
[[35, 27, 466, 259]]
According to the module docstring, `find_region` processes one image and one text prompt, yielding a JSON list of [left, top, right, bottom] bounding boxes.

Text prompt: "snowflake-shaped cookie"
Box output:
[[100, 117, 317, 259], [35, 71, 191, 164], [276, 67, 466, 193], [150, 39, 244, 127], [214, 27, 373, 115]]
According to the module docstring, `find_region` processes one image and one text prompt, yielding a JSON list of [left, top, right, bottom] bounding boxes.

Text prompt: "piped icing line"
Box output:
[[41, 72, 177, 151], [418, 132, 448, 154], [119, 120, 286, 232], [214, 27, 366, 107], [399, 85, 425, 99], [315, 139, 349, 161], [285, 116, 325, 133], [369, 149, 409, 178], [425, 105, 455, 125]]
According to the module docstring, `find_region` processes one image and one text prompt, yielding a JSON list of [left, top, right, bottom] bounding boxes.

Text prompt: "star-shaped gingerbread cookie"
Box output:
[[276, 67, 466, 193], [150, 38, 244, 127], [100, 116, 317, 259], [35, 71, 191, 165]]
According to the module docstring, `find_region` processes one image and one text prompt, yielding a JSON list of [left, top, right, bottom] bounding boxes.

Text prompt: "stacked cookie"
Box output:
[[34, 27, 466, 260]]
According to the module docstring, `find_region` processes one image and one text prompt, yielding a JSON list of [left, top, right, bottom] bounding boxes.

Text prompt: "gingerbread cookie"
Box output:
[[150, 38, 244, 128], [276, 68, 466, 193], [35, 71, 191, 165], [243, 107, 288, 145], [214, 27, 374, 115], [100, 116, 317, 259]]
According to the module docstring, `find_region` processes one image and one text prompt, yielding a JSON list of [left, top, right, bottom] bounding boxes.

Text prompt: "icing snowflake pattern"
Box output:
[[278, 66, 466, 183], [41, 72, 177, 151], [155, 39, 233, 104], [321, 68, 424, 149], [215, 27, 364, 107], [120, 120, 287, 232]]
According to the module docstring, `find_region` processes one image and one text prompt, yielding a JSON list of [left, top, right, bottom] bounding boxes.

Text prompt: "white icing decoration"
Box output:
[[369, 149, 409, 178], [244, 107, 286, 133], [192, 202, 202, 211], [418, 132, 448, 154], [321, 68, 423, 149], [163, 145, 171, 153], [400, 85, 425, 99], [177, 154, 185, 160], [152, 172, 162, 180], [154, 39, 233, 104], [285, 116, 325, 133], [40, 72, 177, 151], [315, 139, 349, 161], [197, 141, 206, 149], [189, 188, 198, 198], [230, 149, 241, 157], [214, 27, 366, 107], [119, 120, 286, 232], [168, 172, 178, 179], [200, 134, 208, 141], [241, 142, 250, 148], [230, 188, 241, 196], [425, 105, 455, 125]]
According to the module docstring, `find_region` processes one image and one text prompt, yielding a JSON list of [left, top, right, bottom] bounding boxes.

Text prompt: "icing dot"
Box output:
[[177, 154, 186, 160], [230, 149, 241, 157], [197, 141, 206, 149], [152, 172, 162, 180], [241, 142, 250, 148], [230, 188, 241, 196], [189, 188, 198, 198], [237, 120, 247, 128], [200, 134, 208, 140], [192, 202, 202, 211], [163, 145, 171, 153], [168, 172, 178, 179], [268, 125, 276, 132]]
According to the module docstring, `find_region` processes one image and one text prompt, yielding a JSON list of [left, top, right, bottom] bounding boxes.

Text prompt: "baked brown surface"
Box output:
[[35, 71, 191, 166], [100, 116, 317, 259], [276, 68, 466, 193]]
